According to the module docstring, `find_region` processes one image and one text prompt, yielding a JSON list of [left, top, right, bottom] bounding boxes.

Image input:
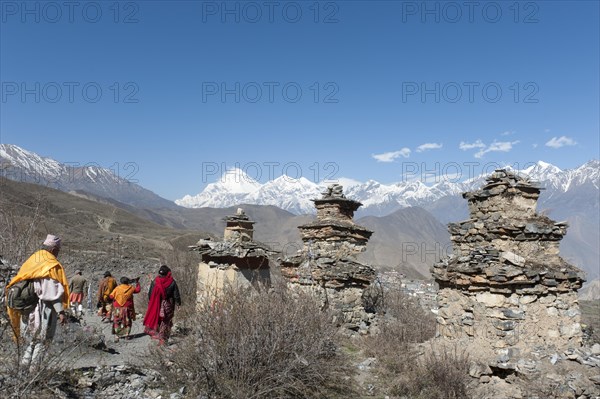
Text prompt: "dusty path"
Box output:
[[55, 310, 157, 369]]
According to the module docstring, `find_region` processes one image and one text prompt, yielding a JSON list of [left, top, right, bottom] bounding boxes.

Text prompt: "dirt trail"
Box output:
[[55, 310, 157, 369]]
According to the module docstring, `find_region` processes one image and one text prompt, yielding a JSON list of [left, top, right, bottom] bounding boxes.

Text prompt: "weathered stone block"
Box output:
[[476, 292, 506, 307], [547, 307, 559, 316], [560, 323, 581, 338]]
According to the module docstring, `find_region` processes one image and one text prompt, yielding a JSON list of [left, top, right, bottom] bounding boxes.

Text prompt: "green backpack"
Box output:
[[7, 279, 39, 311]]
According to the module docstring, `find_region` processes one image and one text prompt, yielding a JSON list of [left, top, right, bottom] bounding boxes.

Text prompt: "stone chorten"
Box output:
[[192, 208, 275, 303], [432, 169, 586, 372], [223, 208, 255, 243], [281, 184, 376, 331]]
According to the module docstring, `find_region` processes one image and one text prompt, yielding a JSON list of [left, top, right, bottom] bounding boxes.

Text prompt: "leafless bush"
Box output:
[[161, 249, 199, 324], [390, 345, 471, 399], [365, 289, 436, 352], [146, 284, 355, 399], [363, 290, 468, 397], [0, 197, 45, 266], [0, 311, 101, 398]]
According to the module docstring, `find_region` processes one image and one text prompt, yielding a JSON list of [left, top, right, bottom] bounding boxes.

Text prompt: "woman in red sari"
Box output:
[[143, 265, 181, 344], [109, 277, 141, 342]]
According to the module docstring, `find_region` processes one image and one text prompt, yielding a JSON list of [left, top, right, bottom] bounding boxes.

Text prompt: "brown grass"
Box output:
[[145, 284, 355, 398], [362, 289, 470, 398], [580, 299, 600, 345]]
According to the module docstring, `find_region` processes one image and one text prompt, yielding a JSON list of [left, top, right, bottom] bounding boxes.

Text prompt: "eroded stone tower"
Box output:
[[281, 184, 376, 332], [432, 169, 586, 372]]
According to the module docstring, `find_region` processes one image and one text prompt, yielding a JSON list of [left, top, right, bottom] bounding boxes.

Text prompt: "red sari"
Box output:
[[143, 272, 175, 342]]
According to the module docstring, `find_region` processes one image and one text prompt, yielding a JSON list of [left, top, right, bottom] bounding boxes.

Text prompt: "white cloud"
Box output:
[[416, 142, 443, 152], [545, 136, 577, 148], [475, 140, 520, 158], [459, 140, 486, 151], [500, 130, 515, 136], [532, 143, 538, 148], [372, 148, 411, 162]]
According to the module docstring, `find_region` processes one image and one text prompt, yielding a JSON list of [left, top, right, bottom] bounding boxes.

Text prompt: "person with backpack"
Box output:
[[5, 234, 69, 365], [97, 271, 117, 322]]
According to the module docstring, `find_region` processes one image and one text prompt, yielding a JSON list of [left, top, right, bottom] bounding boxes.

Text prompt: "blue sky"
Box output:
[[1, 0, 598, 200]]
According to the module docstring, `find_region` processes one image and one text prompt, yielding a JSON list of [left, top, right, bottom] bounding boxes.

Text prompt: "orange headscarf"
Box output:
[[6, 249, 70, 339]]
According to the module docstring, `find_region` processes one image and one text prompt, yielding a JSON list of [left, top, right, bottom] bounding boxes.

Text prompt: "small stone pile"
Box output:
[[281, 184, 376, 332], [432, 169, 599, 397]]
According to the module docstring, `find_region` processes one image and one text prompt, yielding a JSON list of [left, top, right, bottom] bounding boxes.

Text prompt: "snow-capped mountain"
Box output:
[[0, 144, 176, 209], [176, 169, 324, 214], [176, 168, 263, 209], [177, 160, 599, 216], [246, 175, 323, 215]]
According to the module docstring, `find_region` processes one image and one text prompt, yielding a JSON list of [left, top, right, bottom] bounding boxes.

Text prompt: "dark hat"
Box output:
[[104, 271, 112, 277], [120, 277, 130, 285], [158, 265, 170, 276]]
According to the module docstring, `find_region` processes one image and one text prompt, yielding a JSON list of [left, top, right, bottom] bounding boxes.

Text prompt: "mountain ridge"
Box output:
[[2, 144, 598, 280], [176, 159, 599, 217]]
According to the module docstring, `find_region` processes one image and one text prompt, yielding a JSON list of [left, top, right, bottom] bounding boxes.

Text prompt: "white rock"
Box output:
[[548, 330, 560, 338], [501, 251, 525, 267], [476, 292, 506, 307]]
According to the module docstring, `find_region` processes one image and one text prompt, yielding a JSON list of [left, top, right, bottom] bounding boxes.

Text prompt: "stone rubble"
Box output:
[[432, 169, 599, 398], [281, 184, 376, 332]]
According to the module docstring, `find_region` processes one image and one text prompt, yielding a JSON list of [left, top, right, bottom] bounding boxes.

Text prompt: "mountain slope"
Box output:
[[0, 144, 177, 210], [357, 207, 450, 278], [0, 177, 203, 260]]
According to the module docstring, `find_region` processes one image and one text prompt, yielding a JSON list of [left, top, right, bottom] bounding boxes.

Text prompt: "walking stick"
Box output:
[[87, 283, 92, 312]]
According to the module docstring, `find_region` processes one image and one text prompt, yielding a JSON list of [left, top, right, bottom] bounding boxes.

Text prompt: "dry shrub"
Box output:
[[0, 310, 101, 398], [363, 290, 471, 398], [161, 249, 199, 324], [0, 198, 44, 266], [390, 345, 471, 399], [147, 284, 355, 399], [363, 289, 436, 364]]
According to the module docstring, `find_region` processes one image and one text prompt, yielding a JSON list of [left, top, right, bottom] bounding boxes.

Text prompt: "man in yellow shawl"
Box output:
[[5, 234, 70, 365]]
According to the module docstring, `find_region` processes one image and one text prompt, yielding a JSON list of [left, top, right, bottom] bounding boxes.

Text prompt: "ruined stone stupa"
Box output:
[[192, 208, 276, 304], [432, 169, 587, 373], [281, 184, 376, 331]]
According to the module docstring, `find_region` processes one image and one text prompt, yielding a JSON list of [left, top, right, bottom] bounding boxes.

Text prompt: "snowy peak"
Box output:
[[0, 143, 64, 179], [175, 168, 262, 209], [0, 143, 123, 185], [214, 168, 261, 194], [176, 172, 324, 214], [521, 161, 562, 182]]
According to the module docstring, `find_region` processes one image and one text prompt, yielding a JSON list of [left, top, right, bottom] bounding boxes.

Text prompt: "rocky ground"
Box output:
[[0, 252, 190, 399], [17, 310, 186, 399]]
